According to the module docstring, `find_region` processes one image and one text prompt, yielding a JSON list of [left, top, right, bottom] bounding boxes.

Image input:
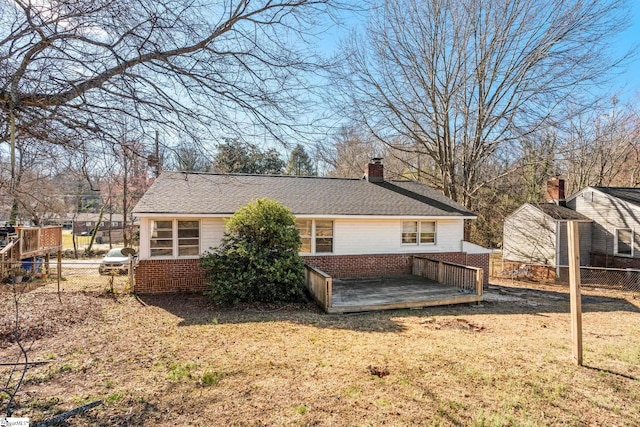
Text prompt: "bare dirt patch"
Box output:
[[1, 277, 639, 426], [421, 317, 487, 332]]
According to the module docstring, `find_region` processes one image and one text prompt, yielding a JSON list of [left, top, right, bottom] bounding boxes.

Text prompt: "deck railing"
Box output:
[[304, 264, 333, 312], [413, 256, 483, 296]]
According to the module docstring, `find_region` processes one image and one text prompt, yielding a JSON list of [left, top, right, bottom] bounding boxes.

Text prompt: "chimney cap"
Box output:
[[371, 157, 383, 164]]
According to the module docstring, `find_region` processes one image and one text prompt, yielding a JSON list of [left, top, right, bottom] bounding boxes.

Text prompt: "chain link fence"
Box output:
[[1, 260, 133, 294], [491, 256, 640, 292]]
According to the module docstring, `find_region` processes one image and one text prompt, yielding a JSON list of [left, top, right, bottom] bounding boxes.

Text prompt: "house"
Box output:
[[132, 160, 490, 295], [0, 226, 63, 280], [72, 213, 124, 235], [71, 213, 139, 244], [566, 186, 640, 268], [504, 178, 640, 271]]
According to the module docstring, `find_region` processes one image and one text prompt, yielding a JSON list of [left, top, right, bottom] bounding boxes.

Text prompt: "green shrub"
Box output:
[[200, 198, 305, 305]]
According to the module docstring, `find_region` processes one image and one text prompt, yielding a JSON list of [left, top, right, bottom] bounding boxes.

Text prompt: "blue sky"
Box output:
[[613, 1, 640, 101], [318, 1, 640, 103]]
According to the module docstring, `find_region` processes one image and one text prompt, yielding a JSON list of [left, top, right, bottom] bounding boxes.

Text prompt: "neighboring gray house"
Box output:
[[566, 187, 640, 268], [503, 203, 591, 268], [504, 179, 640, 270]]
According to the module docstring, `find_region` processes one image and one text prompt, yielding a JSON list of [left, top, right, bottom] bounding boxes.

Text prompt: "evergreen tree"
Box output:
[[212, 140, 284, 174], [285, 144, 315, 176]]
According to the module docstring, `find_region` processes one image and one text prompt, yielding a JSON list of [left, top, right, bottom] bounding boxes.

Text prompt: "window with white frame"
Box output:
[[615, 228, 633, 256], [150, 219, 200, 257], [296, 220, 312, 253], [402, 221, 436, 245], [295, 219, 333, 254]]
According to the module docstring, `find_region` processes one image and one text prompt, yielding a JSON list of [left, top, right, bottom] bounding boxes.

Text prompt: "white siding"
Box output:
[[201, 218, 227, 253], [333, 218, 463, 255], [139, 217, 150, 259], [503, 204, 557, 265], [138, 215, 466, 259]]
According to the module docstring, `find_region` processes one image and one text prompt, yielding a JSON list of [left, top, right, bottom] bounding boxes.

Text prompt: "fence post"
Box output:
[[567, 221, 583, 366], [438, 261, 444, 283]]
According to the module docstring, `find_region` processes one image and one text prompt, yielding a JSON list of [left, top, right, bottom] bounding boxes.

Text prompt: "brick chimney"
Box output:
[[546, 177, 566, 206], [364, 158, 384, 183]]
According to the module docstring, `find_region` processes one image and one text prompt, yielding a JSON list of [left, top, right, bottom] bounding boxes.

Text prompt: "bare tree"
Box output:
[[320, 125, 409, 179], [336, 0, 631, 209], [1, 0, 338, 141], [0, 0, 342, 217], [561, 98, 640, 193]]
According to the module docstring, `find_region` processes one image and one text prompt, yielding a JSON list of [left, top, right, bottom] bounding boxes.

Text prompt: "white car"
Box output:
[[99, 248, 135, 275]]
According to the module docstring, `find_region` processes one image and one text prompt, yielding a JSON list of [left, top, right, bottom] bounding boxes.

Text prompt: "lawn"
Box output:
[[1, 277, 639, 426], [61, 230, 92, 250]]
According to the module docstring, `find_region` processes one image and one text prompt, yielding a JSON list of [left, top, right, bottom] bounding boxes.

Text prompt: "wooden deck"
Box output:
[[328, 275, 482, 313]]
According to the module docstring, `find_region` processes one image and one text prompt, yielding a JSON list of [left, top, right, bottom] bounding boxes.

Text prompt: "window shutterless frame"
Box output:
[[402, 221, 436, 245], [296, 219, 333, 254], [614, 227, 633, 257], [150, 219, 200, 258]]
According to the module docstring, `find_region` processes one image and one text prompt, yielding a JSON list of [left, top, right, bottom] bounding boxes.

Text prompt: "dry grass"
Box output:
[[1, 276, 639, 426]]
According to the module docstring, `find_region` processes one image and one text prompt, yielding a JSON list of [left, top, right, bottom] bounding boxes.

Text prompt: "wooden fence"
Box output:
[[304, 264, 333, 312], [413, 256, 483, 296]]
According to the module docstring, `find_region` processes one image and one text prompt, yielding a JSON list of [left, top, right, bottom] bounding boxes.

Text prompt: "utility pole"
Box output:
[[154, 130, 161, 177], [9, 111, 18, 225], [122, 144, 129, 247]]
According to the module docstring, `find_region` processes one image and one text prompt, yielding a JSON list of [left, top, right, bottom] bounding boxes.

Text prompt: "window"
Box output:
[[150, 220, 200, 257], [420, 221, 436, 244], [111, 221, 119, 227], [315, 220, 333, 253], [178, 221, 200, 256], [295, 219, 333, 254], [296, 220, 312, 253], [402, 221, 417, 244], [402, 221, 437, 245], [615, 228, 633, 256]]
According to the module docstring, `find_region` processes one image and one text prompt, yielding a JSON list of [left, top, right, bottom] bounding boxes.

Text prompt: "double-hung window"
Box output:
[[150, 219, 200, 257], [615, 228, 633, 256], [402, 221, 436, 245], [296, 219, 333, 254]]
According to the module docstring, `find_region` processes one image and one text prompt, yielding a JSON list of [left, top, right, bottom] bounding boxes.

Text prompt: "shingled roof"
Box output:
[[533, 203, 590, 221], [592, 187, 640, 207], [133, 171, 476, 217]]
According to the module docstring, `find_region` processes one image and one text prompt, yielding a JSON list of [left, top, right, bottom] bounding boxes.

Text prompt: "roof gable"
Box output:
[[506, 203, 590, 222], [132, 171, 476, 218], [567, 186, 640, 208]]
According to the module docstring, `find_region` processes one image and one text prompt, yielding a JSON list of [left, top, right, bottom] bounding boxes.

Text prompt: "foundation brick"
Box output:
[[135, 252, 489, 294]]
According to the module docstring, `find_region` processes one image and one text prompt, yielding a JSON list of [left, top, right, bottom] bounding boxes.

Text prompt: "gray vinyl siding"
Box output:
[[556, 222, 591, 266], [570, 189, 640, 258], [503, 204, 557, 265]]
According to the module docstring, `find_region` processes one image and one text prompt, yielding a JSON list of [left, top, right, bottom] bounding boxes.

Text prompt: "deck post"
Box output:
[[475, 268, 483, 296]]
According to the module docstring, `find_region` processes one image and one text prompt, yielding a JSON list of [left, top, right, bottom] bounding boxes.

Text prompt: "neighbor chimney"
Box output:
[[364, 158, 384, 183], [546, 177, 566, 206]]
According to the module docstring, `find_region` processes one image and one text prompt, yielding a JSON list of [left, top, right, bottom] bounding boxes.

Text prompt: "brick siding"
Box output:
[[135, 252, 490, 294], [303, 252, 489, 286], [135, 258, 207, 294]]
